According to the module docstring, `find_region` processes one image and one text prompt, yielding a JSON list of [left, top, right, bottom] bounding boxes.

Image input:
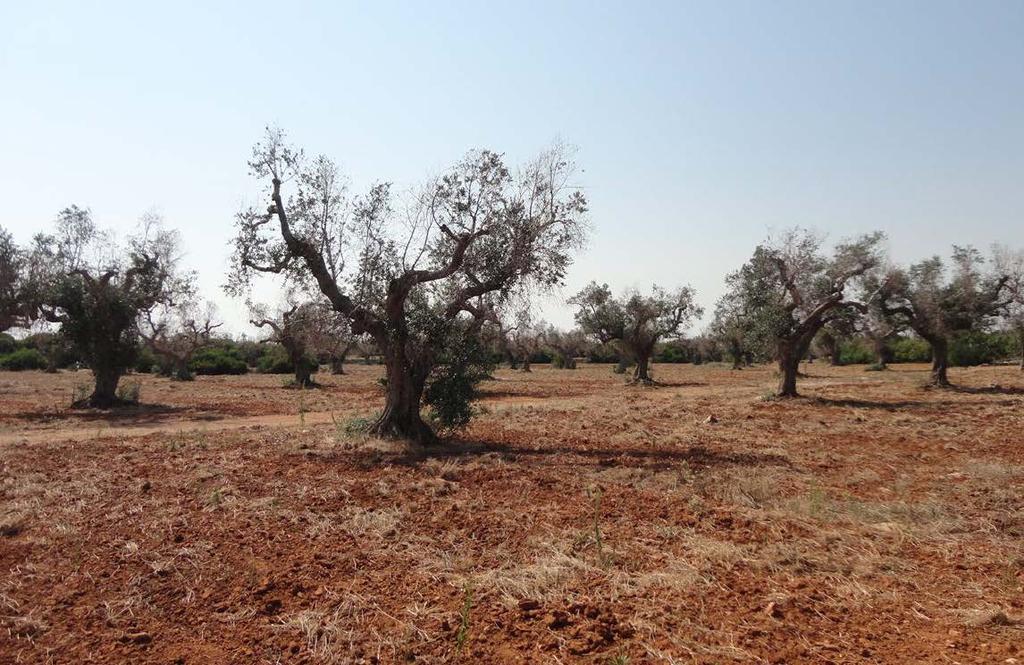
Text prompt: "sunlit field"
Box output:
[[2, 362, 1022, 663]]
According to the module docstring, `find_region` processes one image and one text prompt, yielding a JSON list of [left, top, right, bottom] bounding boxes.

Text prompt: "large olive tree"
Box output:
[[879, 247, 1010, 386], [28, 207, 185, 407], [570, 283, 701, 385], [726, 229, 885, 397], [228, 129, 587, 444]]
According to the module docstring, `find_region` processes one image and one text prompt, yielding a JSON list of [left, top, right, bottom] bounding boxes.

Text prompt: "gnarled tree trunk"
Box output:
[[827, 336, 842, 366], [777, 346, 800, 397], [86, 365, 123, 408], [928, 336, 950, 387], [873, 337, 887, 369], [632, 355, 654, 384], [370, 345, 434, 445]]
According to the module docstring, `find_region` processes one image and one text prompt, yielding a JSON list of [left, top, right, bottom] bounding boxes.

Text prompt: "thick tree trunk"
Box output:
[[730, 340, 743, 370], [777, 345, 800, 397], [521, 356, 532, 373], [564, 355, 576, 369], [631, 354, 655, 385], [173, 357, 193, 381], [294, 363, 313, 388], [331, 354, 347, 375], [828, 337, 842, 366], [871, 337, 889, 369], [929, 337, 950, 387], [370, 349, 434, 445], [87, 366, 123, 408]]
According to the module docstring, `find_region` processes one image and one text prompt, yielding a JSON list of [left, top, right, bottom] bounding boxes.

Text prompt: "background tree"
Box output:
[[879, 247, 1010, 386], [249, 301, 323, 388], [227, 129, 587, 443], [545, 325, 588, 369], [27, 207, 185, 407], [0, 227, 26, 332], [141, 299, 221, 380], [708, 293, 755, 369], [571, 282, 701, 385], [726, 229, 885, 397], [504, 311, 546, 372], [996, 248, 1024, 370], [814, 309, 859, 366]]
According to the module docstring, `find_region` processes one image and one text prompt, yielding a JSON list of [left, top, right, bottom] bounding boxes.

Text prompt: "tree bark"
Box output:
[[370, 347, 434, 445], [173, 357, 194, 381], [631, 354, 654, 385], [294, 363, 313, 388], [521, 356, 532, 372], [828, 337, 842, 366], [777, 344, 800, 397], [86, 365, 123, 408], [331, 354, 347, 375], [729, 340, 743, 370], [871, 337, 888, 369], [929, 336, 950, 387]]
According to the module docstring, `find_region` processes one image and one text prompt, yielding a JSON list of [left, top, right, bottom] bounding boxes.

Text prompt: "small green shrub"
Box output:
[[0, 348, 47, 371], [0, 333, 16, 355], [891, 336, 931, 363], [190, 347, 248, 375], [838, 338, 874, 365]]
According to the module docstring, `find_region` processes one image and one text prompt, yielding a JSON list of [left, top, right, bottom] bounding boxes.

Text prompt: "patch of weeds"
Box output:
[[343, 416, 375, 435], [71, 382, 90, 405], [806, 483, 829, 519], [758, 391, 779, 402], [207, 487, 224, 509], [117, 380, 142, 404], [608, 651, 630, 665], [455, 583, 473, 654], [865, 363, 887, 372]]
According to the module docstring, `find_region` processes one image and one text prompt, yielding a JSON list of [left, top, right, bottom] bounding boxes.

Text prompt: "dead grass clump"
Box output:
[[342, 505, 403, 540], [471, 542, 597, 608], [0, 511, 27, 537]]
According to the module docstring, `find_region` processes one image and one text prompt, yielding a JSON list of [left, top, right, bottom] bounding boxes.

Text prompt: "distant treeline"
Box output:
[[0, 333, 378, 376], [5, 329, 1018, 375]]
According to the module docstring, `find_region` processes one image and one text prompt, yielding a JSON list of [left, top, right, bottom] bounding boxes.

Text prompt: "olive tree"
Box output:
[[141, 299, 221, 380], [545, 325, 589, 369], [570, 282, 701, 385], [228, 129, 587, 444], [503, 311, 546, 372], [28, 207, 185, 407], [0, 227, 26, 332], [879, 247, 1010, 386], [995, 247, 1024, 370], [726, 229, 885, 397], [709, 292, 756, 370], [249, 301, 324, 388]]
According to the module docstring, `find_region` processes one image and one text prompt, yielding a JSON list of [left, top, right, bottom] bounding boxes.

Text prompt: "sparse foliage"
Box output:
[[25, 207, 187, 407], [725, 229, 885, 397], [879, 246, 1010, 386], [228, 128, 587, 443], [571, 282, 701, 384]]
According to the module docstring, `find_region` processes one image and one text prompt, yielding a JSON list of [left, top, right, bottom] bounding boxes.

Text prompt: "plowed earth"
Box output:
[[1, 363, 1022, 663]]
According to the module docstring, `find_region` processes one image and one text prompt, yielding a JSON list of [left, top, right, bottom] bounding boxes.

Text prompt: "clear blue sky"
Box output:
[[4, 1, 1022, 334]]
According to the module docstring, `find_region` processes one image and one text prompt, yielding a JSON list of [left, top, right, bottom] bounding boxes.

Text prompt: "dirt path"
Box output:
[[0, 410, 346, 446]]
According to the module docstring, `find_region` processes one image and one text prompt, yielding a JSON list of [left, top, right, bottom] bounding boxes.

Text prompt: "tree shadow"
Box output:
[[810, 397, 927, 410], [12, 403, 207, 426], [388, 438, 791, 471], [951, 385, 1024, 395]]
